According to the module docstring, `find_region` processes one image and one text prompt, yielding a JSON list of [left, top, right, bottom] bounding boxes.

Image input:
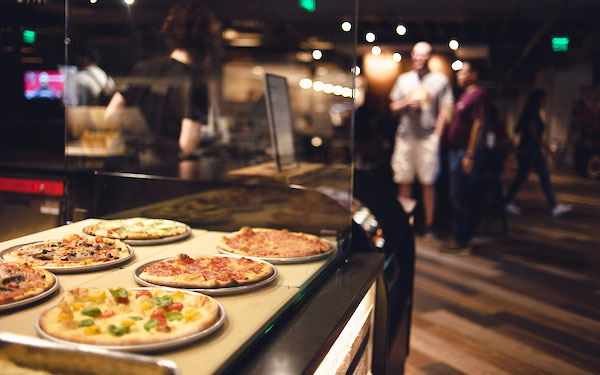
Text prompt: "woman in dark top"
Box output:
[[504, 89, 572, 217], [104, 1, 216, 159]]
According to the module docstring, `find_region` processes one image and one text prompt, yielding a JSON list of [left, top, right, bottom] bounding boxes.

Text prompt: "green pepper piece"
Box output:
[[81, 307, 101, 317], [144, 318, 159, 331], [109, 288, 128, 298], [108, 324, 130, 336], [165, 311, 183, 321], [129, 316, 143, 321], [151, 295, 173, 307], [78, 319, 95, 327]]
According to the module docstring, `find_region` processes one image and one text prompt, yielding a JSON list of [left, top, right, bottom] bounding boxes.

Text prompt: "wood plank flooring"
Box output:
[[388, 170, 600, 375]]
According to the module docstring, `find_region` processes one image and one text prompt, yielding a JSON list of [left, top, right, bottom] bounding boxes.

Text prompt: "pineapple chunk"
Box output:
[[58, 310, 74, 321], [184, 309, 199, 322], [88, 290, 106, 301], [84, 325, 101, 335], [171, 291, 185, 301], [120, 319, 136, 327], [140, 302, 152, 311], [71, 302, 84, 311]]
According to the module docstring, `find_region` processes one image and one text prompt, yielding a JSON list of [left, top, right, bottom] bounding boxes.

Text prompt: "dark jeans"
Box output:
[[505, 146, 557, 208], [448, 149, 485, 244]]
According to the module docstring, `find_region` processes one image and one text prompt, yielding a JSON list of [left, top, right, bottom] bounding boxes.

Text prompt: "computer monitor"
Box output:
[[264, 73, 296, 171]]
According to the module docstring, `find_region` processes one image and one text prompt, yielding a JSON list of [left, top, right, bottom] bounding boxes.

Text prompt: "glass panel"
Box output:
[[63, 0, 356, 241]]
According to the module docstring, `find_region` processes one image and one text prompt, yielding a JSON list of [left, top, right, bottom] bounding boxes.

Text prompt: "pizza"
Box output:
[[138, 254, 275, 289], [0, 262, 55, 305], [38, 287, 220, 346], [3, 234, 130, 268], [217, 227, 333, 258], [83, 218, 188, 240]]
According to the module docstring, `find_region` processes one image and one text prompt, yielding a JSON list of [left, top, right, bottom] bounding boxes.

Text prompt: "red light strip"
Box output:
[[0, 177, 64, 196]]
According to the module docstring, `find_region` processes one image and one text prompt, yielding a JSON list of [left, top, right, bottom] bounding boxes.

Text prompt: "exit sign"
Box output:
[[552, 37, 569, 52], [299, 0, 315, 12], [23, 29, 36, 44]]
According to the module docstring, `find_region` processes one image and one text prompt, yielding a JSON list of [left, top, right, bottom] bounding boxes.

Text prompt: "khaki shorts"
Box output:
[[391, 133, 439, 185]]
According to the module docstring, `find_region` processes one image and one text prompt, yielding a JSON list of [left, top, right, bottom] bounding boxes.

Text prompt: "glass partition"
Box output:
[[63, 0, 356, 242]]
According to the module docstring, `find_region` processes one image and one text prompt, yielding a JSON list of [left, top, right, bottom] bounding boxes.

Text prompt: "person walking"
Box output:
[[504, 89, 572, 217]]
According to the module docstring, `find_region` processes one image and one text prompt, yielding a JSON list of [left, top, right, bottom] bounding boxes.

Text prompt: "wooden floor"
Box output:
[[389, 170, 600, 375]]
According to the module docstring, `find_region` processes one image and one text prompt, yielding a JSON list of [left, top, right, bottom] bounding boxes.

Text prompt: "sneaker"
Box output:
[[552, 203, 573, 218], [505, 202, 521, 215], [423, 227, 438, 242], [441, 239, 472, 255]]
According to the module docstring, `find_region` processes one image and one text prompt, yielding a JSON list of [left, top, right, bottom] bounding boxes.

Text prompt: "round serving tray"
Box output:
[[0, 242, 135, 274], [216, 239, 336, 264], [36, 287, 225, 353], [133, 255, 278, 296], [120, 225, 191, 246], [0, 273, 60, 311]]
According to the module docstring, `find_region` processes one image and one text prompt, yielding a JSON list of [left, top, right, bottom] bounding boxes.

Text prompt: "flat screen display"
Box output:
[[24, 70, 64, 100], [264, 73, 295, 170]]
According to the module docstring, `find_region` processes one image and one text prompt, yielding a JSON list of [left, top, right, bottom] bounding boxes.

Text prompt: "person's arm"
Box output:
[[462, 118, 484, 175], [179, 118, 203, 155], [434, 79, 454, 139], [389, 76, 419, 114], [104, 92, 125, 124]]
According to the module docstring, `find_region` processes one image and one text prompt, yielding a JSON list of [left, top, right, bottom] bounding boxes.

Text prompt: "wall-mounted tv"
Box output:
[[24, 70, 64, 100]]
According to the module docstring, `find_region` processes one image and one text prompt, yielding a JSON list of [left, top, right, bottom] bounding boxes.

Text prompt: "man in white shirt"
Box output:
[[389, 41, 453, 238]]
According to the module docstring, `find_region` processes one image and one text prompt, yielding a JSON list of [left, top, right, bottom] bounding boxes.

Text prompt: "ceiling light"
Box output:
[[393, 53, 402, 62], [311, 137, 323, 147], [366, 32, 375, 43], [312, 49, 323, 60], [90, 0, 97, 3], [313, 81, 324, 91], [371, 45, 381, 56], [452, 60, 463, 71], [341, 22, 351, 32], [124, 0, 134, 5], [353, 66, 361, 76], [299, 78, 313, 89], [323, 83, 334, 94], [449, 39, 459, 50], [396, 24, 406, 36]]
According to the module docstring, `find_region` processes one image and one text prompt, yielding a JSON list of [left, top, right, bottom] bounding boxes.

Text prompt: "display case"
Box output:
[[0, 1, 414, 374]]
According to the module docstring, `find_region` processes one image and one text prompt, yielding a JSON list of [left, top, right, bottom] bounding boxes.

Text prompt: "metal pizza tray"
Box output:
[[216, 239, 336, 264], [0, 241, 135, 274], [120, 225, 192, 246], [36, 287, 225, 353], [133, 254, 278, 296], [0, 332, 180, 375], [0, 272, 59, 311]]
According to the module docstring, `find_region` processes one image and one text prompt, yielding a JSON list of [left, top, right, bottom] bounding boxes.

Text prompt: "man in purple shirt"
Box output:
[[444, 61, 489, 252]]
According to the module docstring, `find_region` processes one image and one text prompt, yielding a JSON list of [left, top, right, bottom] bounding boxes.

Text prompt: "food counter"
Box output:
[[0, 219, 386, 374]]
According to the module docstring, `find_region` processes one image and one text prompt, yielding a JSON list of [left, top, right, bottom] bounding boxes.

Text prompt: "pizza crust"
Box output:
[[217, 227, 332, 258], [83, 218, 188, 240], [0, 263, 55, 305], [38, 287, 219, 346], [138, 254, 275, 289]]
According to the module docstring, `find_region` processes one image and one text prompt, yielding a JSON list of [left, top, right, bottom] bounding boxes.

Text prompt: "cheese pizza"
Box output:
[[38, 287, 220, 346], [83, 218, 188, 240], [217, 227, 333, 258], [0, 262, 55, 305], [3, 234, 130, 268], [138, 254, 275, 289]]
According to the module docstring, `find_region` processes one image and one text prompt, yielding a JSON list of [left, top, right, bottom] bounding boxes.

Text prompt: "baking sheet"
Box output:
[[35, 288, 226, 353], [216, 239, 336, 264], [133, 255, 278, 295], [0, 331, 180, 375], [0, 273, 59, 311], [0, 242, 135, 273]]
